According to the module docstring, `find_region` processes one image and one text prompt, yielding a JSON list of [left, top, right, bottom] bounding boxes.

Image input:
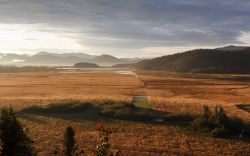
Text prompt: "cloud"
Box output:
[[0, 0, 249, 56]]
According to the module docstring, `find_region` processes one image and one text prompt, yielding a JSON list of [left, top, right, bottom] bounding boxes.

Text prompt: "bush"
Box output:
[[95, 124, 120, 156], [191, 105, 214, 132], [212, 105, 229, 128], [191, 105, 245, 138], [95, 124, 111, 156], [0, 107, 36, 156]]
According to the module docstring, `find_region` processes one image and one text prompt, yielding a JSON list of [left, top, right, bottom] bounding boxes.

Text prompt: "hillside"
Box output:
[[74, 62, 100, 68], [91, 54, 127, 66], [133, 48, 250, 73]]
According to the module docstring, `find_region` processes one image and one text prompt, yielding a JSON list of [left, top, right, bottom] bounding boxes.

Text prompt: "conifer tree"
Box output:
[[0, 107, 36, 156], [64, 126, 76, 156]]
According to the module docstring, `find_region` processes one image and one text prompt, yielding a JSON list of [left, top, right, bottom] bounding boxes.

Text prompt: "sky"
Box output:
[[0, 0, 250, 57]]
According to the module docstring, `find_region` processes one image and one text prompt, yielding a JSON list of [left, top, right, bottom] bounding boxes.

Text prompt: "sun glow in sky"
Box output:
[[0, 23, 249, 57], [0, 24, 82, 50], [239, 32, 250, 44]]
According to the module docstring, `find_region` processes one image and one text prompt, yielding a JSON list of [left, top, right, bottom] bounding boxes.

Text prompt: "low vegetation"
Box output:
[[74, 63, 100, 68], [21, 101, 93, 114], [100, 101, 161, 121], [163, 113, 194, 123], [0, 65, 55, 73], [21, 100, 166, 122]]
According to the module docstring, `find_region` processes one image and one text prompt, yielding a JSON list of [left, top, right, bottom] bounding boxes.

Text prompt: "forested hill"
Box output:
[[133, 48, 250, 73]]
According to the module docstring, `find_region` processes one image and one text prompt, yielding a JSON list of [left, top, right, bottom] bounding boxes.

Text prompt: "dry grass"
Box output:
[[140, 74, 250, 122], [0, 72, 250, 155], [0, 72, 144, 108]]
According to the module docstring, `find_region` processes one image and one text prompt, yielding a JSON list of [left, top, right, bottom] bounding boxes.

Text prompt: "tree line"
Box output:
[[134, 48, 250, 73]]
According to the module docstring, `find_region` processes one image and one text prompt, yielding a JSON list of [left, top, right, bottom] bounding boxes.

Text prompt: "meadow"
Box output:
[[0, 71, 250, 155]]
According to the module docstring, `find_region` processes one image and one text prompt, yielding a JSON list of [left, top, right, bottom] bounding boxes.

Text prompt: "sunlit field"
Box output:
[[0, 71, 250, 155], [0, 72, 144, 108]]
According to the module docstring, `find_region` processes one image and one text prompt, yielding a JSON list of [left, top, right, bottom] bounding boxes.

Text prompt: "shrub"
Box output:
[[95, 124, 120, 156], [95, 124, 111, 156], [212, 105, 229, 128], [191, 105, 214, 132], [191, 105, 245, 138], [0, 107, 36, 156], [21, 101, 92, 114]]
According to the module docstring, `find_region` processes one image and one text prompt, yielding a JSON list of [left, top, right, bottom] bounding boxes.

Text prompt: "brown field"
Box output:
[[0, 71, 250, 155]]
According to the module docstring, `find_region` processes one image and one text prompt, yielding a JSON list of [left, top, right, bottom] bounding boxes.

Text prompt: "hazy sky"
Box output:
[[0, 0, 250, 57]]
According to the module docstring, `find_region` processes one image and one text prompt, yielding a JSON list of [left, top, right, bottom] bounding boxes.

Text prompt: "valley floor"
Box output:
[[0, 71, 250, 155]]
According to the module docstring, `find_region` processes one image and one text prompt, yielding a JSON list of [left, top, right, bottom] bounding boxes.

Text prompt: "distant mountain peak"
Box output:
[[35, 51, 51, 55], [215, 45, 248, 51], [0, 52, 142, 66], [97, 54, 118, 59]]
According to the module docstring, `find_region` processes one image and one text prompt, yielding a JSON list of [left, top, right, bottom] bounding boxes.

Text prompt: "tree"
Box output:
[[212, 105, 228, 128], [0, 107, 36, 156], [202, 105, 212, 120], [64, 126, 76, 156]]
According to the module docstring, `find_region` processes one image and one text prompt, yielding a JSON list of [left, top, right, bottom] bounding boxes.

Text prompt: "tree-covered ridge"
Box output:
[[134, 48, 250, 73]]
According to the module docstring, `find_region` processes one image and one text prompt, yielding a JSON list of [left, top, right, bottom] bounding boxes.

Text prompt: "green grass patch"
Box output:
[[19, 100, 198, 125], [21, 101, 93, 114], [100, 101, 162, 121], [133, 100, 152, 108], [236, 104, 250, 113]]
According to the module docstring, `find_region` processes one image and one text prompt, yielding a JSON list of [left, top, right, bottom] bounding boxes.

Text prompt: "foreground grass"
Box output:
[[12, 100, 250, 155], [2, 72, 250, 155]]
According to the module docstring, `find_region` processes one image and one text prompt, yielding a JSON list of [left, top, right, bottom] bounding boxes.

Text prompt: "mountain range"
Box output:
[[0, 52, 143, 66], [1, 45, 250, 73]]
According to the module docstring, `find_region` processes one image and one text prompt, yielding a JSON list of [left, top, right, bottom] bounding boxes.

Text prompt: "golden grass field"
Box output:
[[0, 71, 250, 155]]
